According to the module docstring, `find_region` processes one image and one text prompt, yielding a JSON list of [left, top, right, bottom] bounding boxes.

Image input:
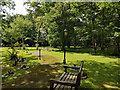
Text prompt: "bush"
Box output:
[[14, 41, 20, 47], [7, 48, 18, 60]]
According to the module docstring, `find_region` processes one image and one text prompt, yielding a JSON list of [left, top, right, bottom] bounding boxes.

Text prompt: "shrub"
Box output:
[[7, 48, 18, 60], [14, 41, 20, 47]]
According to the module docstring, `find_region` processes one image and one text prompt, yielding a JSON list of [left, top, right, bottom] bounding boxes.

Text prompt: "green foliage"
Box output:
[[1, 47, 41, 85], [0, 1, 15, 18], [7, 48, 18, 60], [2, 16, 33, 44], [14, 41, 20, 47], [2, 2, 120, 55]]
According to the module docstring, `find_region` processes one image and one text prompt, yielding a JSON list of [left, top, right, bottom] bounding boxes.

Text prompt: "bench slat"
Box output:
[[60, 72, 72, 89], [54, 73, 78, 89], [53, 72, 66, 89], [59, 72, 66, 80], [54, 72, 69, 89], [55, 73, 77, 90], [65, 73, 73, 89], [58, 72, 69, 89], [67, 73, 77, 90], [73, 74, 77, 83], [50, 61, 84, 90]]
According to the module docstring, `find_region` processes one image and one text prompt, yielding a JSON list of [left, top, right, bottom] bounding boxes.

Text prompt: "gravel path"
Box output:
[[33, 50, 61, 65], [33, 51, 45, 56]]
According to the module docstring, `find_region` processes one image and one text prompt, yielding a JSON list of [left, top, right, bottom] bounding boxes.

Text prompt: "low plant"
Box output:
[[14, 41, 19, 47], [7, 48, 18, 60]]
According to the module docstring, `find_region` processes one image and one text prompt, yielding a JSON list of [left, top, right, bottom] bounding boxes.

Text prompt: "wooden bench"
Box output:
[[50, 61, 84, 90]]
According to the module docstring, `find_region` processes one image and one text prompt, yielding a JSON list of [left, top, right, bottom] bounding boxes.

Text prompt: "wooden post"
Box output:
[[39, 49, 41, 60], [50, 82, 54, 90]]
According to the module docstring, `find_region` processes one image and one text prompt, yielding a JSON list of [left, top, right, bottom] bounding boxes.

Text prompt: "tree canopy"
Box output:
[[1, 2, 120, 55]]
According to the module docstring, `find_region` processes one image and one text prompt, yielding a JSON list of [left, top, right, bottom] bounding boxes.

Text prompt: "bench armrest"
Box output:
[[50, 79, 76, 87], [63, 65, 80, 70]]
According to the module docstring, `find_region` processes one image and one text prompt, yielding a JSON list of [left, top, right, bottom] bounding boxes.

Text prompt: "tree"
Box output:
[[2, 16, 33, 47]]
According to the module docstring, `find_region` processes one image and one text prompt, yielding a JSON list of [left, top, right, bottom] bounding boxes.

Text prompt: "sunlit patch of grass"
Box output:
[[42, 47, 120, 89], [41, 55, 61, 64], [2, 47, 62, 88], [2, 47, 120, 89], [2, 47, 42, 85], [103, 84, 119, 89]]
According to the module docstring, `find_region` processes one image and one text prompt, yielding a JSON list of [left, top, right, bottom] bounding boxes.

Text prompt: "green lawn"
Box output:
[[1, 47, 120, 89], [42, 47, 120, 89], [1, 47, 42, 84]]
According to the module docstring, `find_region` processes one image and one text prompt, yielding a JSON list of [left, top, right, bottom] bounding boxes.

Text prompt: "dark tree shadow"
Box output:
[[52, 47, 119, 59], [75, 60, 120, 89], [2, 64, 62, 89]]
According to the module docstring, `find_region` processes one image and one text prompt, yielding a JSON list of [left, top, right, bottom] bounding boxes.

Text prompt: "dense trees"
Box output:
[[1, 2, 120, 55], [2, 16, 33, 46], [0, 1, 15, 46]]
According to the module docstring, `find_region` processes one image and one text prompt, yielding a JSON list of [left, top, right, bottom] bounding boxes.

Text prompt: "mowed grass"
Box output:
[[1, 47, 42, 85], [1, 47, 120, 89], [1, 47, 62, 88], [42, 47, 120, 89]]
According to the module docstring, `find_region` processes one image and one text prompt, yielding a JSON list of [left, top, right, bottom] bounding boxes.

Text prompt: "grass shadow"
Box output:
[[73, 60, 120, 89], [2, 64, 62, 88], [26, 56, 38, 61], [52, 47, 119, 59]]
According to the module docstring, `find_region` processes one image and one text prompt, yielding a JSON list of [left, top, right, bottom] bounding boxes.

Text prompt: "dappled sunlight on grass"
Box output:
[[103, 84, 120, 89], [4, 64, 62, 88], [42, 47, 120, 89], [75, 60, 119, 89], [1, 47, 120, 89], [42, 49, 118, 64], [2, 47, 42, 85], [41, 55, 61, 64], [2, 47, 63, 88]]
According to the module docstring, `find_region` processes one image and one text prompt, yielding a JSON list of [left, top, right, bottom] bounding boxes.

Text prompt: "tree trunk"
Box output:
[[113, 40, 119, 56], [67, 40, 70, 48], [100, 29, 104, 51], [21, 32, 24, 49], [67, 45, 70, 48], [74, 35, 76, 48], [94, 40, 97, 54]]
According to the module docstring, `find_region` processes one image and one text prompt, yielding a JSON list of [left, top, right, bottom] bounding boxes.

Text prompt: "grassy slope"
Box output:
[[42, 47, 120, 89]]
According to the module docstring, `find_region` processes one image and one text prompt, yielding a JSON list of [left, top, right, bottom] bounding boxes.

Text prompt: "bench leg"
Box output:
[[50, 83, 54, 90], [75, 86, 78, 90]]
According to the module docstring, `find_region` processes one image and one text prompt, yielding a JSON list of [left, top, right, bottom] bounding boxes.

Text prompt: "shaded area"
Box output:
[[72, 60, 120, 89], [2, 48, 120, 89], [54, 47, 119, 58], [3, 64, 62, 88], [2, 51, 62, 89]]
